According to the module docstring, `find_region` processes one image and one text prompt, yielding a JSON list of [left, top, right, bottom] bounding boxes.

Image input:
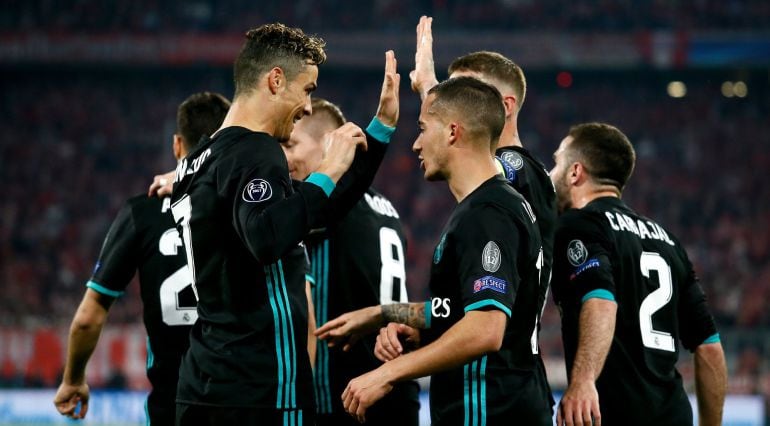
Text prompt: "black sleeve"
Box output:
[[677, 252, 719, 352], [88, 202, 140, 298], [311, 131, 389, 228], [453, 205, 521, 318], [228, 145, 331, 265], [552, 211, 616, 305]]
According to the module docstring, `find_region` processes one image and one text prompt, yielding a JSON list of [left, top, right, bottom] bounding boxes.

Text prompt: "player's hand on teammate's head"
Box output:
[[409, 15, 438, 101], [375, 322, 420, 362], [53, 381, 90, 419], [375, 50, 400, 128], [315, 122, 368, 183], [148, 170, 175, 197], [315, 306, 383, 351], [556, 379, 602, 426]]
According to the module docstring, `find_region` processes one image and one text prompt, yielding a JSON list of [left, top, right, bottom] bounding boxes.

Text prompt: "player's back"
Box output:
[[555, 196, 714, 425], [170, 127, 312, 410]]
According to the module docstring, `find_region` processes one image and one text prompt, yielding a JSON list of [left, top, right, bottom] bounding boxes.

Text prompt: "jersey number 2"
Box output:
[[379, 227, 407, 304], [639, 251, 675, 352]]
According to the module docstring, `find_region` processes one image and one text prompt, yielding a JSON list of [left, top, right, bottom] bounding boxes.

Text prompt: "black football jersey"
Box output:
[[169, 124, 388, 411], [551, 197, 719, 426], [307, 188, 418, 420], [88, 194, 196, 422], [424, 176, 553, 425]]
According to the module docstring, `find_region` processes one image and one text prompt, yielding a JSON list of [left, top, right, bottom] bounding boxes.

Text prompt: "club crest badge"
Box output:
[[482, 241, 501, 272], [501, 151, 524, 171], [567, 239, 588, 266], [242, 179, 273, 203]]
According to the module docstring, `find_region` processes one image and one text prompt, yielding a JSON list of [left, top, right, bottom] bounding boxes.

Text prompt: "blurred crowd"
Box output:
[[3, 0, 770, 33], [1, 66, 768, 407]]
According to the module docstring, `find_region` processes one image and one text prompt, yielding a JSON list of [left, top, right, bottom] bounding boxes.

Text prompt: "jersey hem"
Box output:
[[86, 280, 124, 298], [464, 299, 512, 317], [580, 289, 616, 303]]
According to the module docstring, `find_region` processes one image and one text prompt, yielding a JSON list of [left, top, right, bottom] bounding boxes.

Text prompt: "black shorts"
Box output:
[[176, 404, 314, 426]]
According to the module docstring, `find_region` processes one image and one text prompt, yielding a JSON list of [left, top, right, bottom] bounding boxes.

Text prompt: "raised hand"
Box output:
[[375, 50, 401, 128], [409, 16, 438, 101], [315, 122, 368, 183]]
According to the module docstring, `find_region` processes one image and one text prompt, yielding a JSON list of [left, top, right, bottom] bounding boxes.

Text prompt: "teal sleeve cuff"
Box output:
[[702, 333, 720, 344], [305, 172, 335, 197], [464, 299, 512, 318], [581, 289, 616, 304], [424, 301, 432, 329], [366, 117, 395, 143], [86, 280, 124, 298], [305, 274, 316, 285]]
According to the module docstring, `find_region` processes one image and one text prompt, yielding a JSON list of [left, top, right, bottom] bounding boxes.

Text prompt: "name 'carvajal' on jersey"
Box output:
[[603, 210, 675, 246]]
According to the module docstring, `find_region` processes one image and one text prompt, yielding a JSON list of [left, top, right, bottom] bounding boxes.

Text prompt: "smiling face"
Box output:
[[413, 94, 450, 181], [273, 64, 318, 142], [282, 115, 326, 181]]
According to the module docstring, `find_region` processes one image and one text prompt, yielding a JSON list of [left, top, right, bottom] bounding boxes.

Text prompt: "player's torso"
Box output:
[[427, 178, 546, 422], [171, 128, 312, 408]]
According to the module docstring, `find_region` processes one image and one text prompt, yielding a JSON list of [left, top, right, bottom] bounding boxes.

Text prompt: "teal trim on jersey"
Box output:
[[470, 360, 478, 426], [703, 333, 721, 344], [311, 241, 333, 414], [265, 266, 287, 409], [464, 299, 512, 318], [424, 301, 432, 329], [581, 289, 616, 303], [86, 280, 124, 298], [298, 410, 302, 425], [463, 363, 470, 426], [480, 356, 487, 426], [366, 117, 395, 143], [144, 397, 150, 426], [276, 261, 298, 408], [304, 273, 315, 285], [306, 173, 335, 197], [145, 337, 154, 370]]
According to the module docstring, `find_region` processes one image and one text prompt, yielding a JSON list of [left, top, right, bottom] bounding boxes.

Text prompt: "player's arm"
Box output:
[[557, 298, 616, 426], [54, 289, 114, 419], [409, 15, 438, 101], [694, 341, 727, 426], [343, 309, 506, 423], [314, 302, 427, 351], [305, 280, 317, 370]]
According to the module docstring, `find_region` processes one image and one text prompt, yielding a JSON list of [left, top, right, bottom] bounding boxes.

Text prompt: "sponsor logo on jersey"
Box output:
[[482, 241, 501, 272], [433, 234, 447, 264], [242, 179, 273, 203], [431, 297, 451, 318], [570, 258, 600, 280], [501, 151, 524, 170], [567, 239, 588, 266], [473, 276, 508, 294]]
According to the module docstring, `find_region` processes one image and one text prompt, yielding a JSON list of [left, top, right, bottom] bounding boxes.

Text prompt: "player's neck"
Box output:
[[497, 120, 523, 149], [218, 96, 275, 135], [446, 154, 499, 203], [573, 187, 621, 209]]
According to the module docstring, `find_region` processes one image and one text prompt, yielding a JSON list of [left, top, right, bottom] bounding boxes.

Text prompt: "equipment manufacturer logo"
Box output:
[[473, 276, 508, 294], [482, 241, 501, 272], [567, 239, 588, 266], [242, 179, 273, 203], [501, 151, 524, 170]]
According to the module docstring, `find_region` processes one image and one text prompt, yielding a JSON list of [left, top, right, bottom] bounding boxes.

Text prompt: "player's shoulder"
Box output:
[[556, 204, 610, 238], [497, 146, 551, 179]]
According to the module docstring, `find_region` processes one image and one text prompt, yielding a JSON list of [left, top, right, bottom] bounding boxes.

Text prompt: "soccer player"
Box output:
[[53, 92, 231, 424], [169, 24, 400, 426], [281, 98, 419, 426], [549, 123, 727, 426], [316, 77, 553, 425]]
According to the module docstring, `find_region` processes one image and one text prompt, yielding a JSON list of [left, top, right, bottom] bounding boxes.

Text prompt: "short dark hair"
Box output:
[[448, 51, 527, 111], [311, 98, 346, 128], [234, 23, 326, 98], [427, 76, 505, 152], [177, 92, 231, 151], [567, 123, 636, 191]]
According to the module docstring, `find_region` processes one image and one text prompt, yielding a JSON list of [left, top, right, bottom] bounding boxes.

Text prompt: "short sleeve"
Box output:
[[453, 205, 521, 318], [676, 253, 718, 352], [88, 202, 140, 298], [552, 211, 616, 305]]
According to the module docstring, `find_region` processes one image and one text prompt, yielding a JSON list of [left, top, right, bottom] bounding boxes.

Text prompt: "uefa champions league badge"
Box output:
[[482, 241, 501, 273], [567, 239, 588, 266], [242, 179, 273, 203]]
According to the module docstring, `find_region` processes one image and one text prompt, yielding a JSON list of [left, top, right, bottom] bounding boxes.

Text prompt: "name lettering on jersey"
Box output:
[[159, 228, 183, 256], [570, 258, 600, 280], [431, 297, 451, 318], [482, 241, 501, 273], [604, 211, 675, 246], [473, 276, 508, 294], [174, 148, 212, 183], [161, 197, 171, 213], [242, 179, 273, 203], [364, 193, 400, 218], [567, 239, 588, 266]]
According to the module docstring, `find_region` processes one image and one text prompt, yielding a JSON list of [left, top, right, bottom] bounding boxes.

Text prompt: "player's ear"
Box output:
[[173, 134, 183, 160], [267, 67, 285, 95], [447, 122, 460, 145], [502, 95, 517, 118], [570, 162, 585, 184]]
